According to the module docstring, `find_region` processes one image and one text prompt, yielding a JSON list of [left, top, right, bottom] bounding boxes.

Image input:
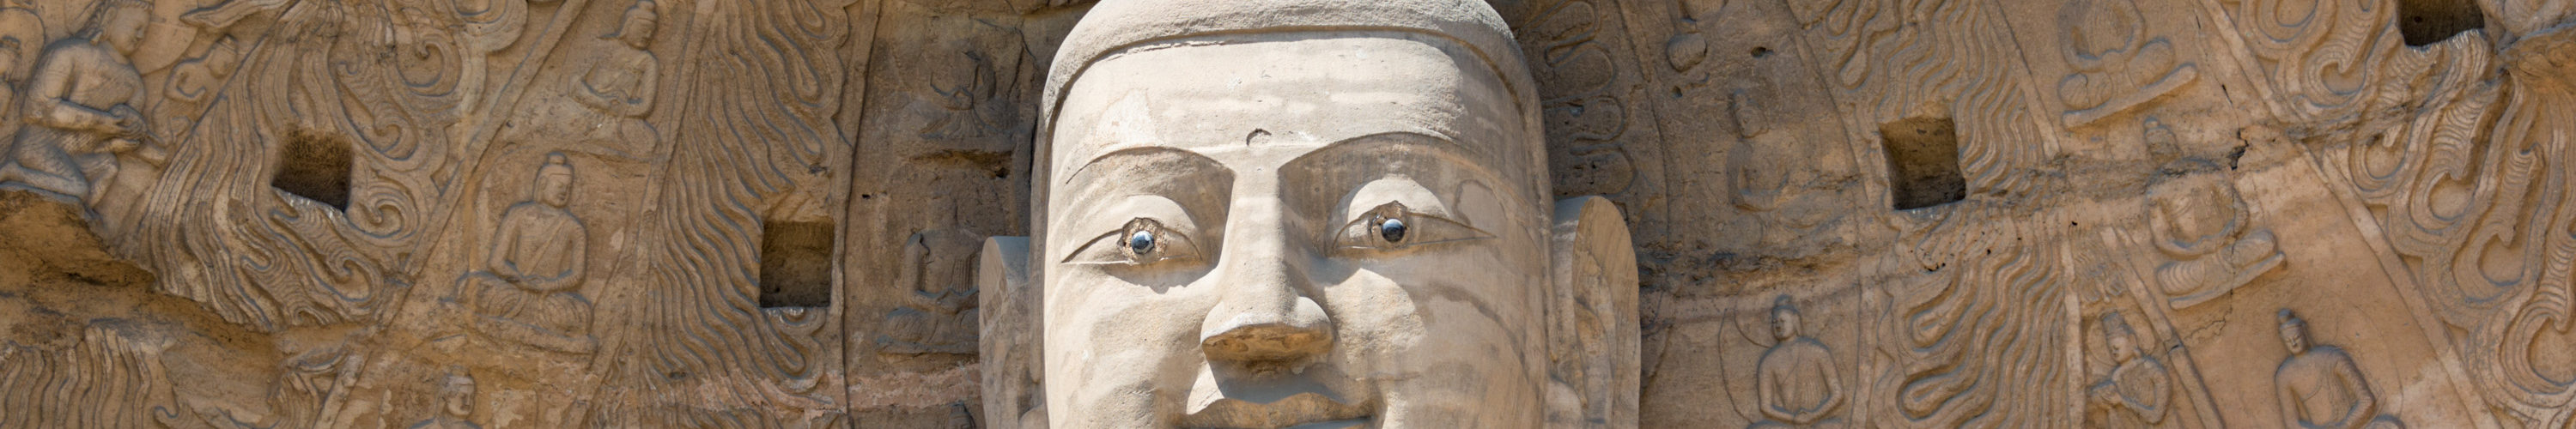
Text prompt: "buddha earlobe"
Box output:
[[978, 236, 1047, 429], [1546, 196, 1639, 429]]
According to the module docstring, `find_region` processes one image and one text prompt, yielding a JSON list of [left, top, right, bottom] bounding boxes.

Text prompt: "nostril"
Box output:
[[1200, 252, 1332, 366], [1202, 322, 1333, 364], [1200, 294, 1334, 366]]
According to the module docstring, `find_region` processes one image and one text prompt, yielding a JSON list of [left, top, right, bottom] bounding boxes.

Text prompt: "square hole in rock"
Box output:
[[1880, 116, 1965, 210], [759, 220, 835, 308], [272, 132, 352, 209], [2397, 0, 2483, 46]]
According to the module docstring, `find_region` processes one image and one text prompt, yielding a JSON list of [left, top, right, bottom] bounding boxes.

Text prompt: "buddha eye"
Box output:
[[1333, 202, 1488, 251], [1127, 230, 1157, 255], [1065, 218, 1204, 266]]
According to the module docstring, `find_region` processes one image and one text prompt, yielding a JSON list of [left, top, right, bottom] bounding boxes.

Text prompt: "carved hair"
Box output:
[[1771, 295, 1800, 320], [440, 368, 474, 395], [76, 0, 151, 41], [2099, 312, 2134, 340], [2276, 308, 2304, 329], [610, 0, 659, 40], [541, 153, 575, 178]]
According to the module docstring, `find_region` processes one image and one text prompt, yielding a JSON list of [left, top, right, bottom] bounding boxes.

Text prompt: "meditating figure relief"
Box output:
[[464, 153, 597, 355], [2148, 159, 2281, 309], [2274, 309, 2404, 429], [1751, 296, 1844, 429]]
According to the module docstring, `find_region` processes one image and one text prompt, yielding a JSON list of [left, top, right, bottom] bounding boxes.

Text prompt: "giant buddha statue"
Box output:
[[976, 0, 1641, 427]]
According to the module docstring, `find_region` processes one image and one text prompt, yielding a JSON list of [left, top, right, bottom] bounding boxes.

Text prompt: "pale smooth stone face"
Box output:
[[1045, 34, 1546, 428]]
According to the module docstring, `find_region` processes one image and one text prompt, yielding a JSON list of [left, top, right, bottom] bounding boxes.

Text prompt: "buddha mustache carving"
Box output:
[[977, 0, 1641, 428]]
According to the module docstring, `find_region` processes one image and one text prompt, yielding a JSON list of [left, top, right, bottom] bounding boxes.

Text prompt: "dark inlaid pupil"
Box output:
[[1128, 230, 1156, 255], [1378, 217, 1407, 243]]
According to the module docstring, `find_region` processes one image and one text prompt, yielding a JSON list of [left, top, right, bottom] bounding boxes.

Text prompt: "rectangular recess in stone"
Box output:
[[1880, 116, 1966, 210], [271, 132, 352, 209], [758, 220, 835, 308], [2397, 0, 2483, 46]]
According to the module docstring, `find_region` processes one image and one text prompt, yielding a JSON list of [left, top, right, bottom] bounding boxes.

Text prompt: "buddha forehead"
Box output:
[[1048, 32, 1535, 184]]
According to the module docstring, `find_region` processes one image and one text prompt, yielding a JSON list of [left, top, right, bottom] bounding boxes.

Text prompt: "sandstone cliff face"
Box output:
[[0, 0, 2557, 426]]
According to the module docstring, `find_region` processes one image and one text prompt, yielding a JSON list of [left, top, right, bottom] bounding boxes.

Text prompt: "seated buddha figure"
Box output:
[[2148, 159, 2281, 308], [463, 153, 596, 355], [2273, 310, 2404, 429]]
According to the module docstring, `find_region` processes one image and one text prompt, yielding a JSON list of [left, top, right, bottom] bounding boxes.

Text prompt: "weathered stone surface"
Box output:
[[0, 0, 2567, 426]]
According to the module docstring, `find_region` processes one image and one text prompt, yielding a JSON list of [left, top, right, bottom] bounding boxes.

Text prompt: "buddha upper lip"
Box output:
[[1179, 368, 1375, 429], [1178, 390, 1371, 429]]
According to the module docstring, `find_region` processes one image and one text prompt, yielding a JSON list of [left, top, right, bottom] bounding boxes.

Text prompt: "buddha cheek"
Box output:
[[1050, 273, 1221, 426], [1334, 249, 1541, 426], [1321, 269, 1426, 378]]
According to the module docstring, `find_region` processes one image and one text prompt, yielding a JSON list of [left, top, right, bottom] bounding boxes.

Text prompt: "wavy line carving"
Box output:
[[583, 0, 855, 421], [2317, 9, 2576, 425], [0, 324, 183, 428], [99, 0, 496, 332]]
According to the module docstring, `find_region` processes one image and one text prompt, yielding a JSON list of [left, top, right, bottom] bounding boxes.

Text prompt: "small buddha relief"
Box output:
[[459, 153, 598, 356], [1747, 296, 1845, 429], [876, 227, 983, 356], [2272, 310, 2406, 429], [2053, 0, 2199, 127], [2142, 120, 2281, 309], [2086, 311, 2172, 428]]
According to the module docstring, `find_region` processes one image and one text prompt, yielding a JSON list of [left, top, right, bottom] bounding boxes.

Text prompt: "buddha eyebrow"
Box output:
[[1063, 146, 1230, 190], [1279, 131, 1502, 178]]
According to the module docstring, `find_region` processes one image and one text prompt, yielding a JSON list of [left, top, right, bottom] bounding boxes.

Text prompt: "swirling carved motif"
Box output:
[[0, 325, 183, 427], [97, 0, 492, 332], [580, 0, 854, 420], [2236, 0, 2396, 120], [2324, 18, 2576, 426], [2456, 60, 2576, 429], [1884, 217, 2074, 427], [452, 0, 530, 53], [1792, 0, 2049, 202]]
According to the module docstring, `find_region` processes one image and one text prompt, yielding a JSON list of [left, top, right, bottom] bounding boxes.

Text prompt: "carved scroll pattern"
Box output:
[[585, 0, 854, 418], [1879, 220, 2075, 427], [1498, 0, 1651, 219], [2320, 14, 2576, 425], [0, 325, 181, 427], [1791, 0, 2052, 202], [2229, 0, 2409, 123], [1789, 0, 2075, 425], [102, 0, 507, 332]]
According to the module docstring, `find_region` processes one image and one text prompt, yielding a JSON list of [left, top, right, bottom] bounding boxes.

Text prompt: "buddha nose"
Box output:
[[1200, 214, 1333, 366], [1200, 271, 1334, 364]]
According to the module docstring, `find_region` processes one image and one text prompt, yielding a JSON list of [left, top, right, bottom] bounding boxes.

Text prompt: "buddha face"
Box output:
[[538, 172, 573, 208], [1771, 308, 1799, 341], [2279, 318, 2308, 354], [1043, 33, 1545, 428], [614, 4, 656, 49], [99, 4, 149, 57], [441, 373, 475, 417], [2108, 330, 2136, 363]]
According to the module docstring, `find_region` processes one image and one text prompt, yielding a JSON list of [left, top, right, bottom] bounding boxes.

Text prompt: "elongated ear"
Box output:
[[1546, 196, 1637, 429], [978, 236, 1045, 429]]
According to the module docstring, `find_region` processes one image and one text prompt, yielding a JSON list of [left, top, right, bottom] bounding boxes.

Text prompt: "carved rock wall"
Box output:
[[0, 0, 2567, 426]]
